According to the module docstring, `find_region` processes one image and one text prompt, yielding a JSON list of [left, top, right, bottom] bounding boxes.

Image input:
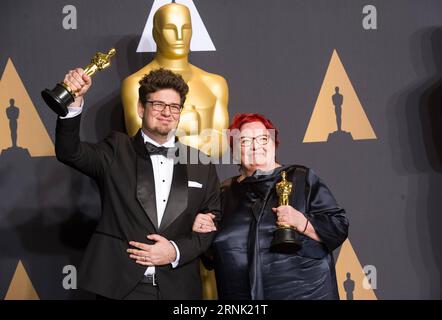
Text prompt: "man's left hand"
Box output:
[[127, 234, 177, 266]]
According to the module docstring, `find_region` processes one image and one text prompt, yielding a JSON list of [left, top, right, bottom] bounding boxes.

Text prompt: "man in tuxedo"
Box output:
[[55, 68, 220, 300]]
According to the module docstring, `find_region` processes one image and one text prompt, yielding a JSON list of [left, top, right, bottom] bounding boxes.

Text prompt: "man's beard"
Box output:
[[154, 127, 171, 136], [142, 117, 178, 140], [152, 125, 177, 139]]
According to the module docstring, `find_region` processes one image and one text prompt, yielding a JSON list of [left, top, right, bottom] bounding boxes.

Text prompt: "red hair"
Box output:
[[228, 113, 280, 149]]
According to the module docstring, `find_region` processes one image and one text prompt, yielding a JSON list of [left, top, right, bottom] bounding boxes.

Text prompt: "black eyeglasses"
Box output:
[[146, 100, 182, 115], [240, 135, 270, 147]]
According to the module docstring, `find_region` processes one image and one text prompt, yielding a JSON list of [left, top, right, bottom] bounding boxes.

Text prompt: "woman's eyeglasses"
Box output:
[[240, 135, 270, 147]]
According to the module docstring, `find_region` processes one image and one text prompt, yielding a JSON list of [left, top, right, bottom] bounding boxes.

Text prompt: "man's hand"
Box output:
[[63, 68, 92, 108], [127, 234, 177, 266]]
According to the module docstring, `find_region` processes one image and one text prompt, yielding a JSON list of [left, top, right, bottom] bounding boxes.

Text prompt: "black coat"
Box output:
[[55, 115, 220, 299], [212, 165, 348, 300]]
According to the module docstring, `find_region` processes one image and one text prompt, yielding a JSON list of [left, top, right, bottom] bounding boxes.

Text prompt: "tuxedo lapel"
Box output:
[[133, 132, 189, 232], [159, 161, 188, 232], [133, 130, 159, 230]]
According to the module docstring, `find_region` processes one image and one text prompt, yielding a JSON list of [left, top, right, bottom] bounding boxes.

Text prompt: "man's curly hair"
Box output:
[[138, 68, 189, 106]]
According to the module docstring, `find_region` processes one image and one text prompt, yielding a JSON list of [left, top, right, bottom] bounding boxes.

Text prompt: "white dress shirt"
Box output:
[[140, 130, 180, 275], [61, 102, 181, 276]]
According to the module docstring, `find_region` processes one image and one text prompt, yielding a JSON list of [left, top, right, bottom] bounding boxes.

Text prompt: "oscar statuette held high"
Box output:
[[42, 48, 116, 116]]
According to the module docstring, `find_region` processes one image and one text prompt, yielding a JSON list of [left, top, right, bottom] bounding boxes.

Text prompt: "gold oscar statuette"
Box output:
[[42, 48, 116, 117], [270, 171, 302, 253]]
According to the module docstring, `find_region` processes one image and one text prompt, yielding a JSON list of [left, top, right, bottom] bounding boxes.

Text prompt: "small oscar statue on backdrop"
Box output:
[[41, 48, 116, 117], [270, 171, 301, 253]]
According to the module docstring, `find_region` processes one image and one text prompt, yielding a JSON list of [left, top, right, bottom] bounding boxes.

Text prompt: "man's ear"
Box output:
[[137, 101, 144, 119]]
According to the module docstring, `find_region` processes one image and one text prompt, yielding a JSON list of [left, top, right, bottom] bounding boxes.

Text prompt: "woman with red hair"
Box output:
[[194, 113, 349, 300]]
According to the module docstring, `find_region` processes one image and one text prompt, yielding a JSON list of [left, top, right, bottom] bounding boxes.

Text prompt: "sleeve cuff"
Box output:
[[59, 99, 84, 119], [169, 240, 180, 268]]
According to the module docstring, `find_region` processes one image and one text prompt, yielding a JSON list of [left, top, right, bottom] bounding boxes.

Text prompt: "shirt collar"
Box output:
[[141, 129, 176, 148]]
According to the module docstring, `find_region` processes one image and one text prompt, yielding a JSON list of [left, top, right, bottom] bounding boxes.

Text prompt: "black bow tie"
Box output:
[[145, 141, 176, 157]]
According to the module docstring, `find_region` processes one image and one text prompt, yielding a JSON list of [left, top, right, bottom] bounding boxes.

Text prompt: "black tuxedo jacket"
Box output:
[[55, 115, 220, 299]]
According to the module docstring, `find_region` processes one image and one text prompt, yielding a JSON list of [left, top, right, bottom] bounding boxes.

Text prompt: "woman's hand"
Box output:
[[272, 205, 307, 231], [272, 205, 322, 242], [192, 213, 217, 233]]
